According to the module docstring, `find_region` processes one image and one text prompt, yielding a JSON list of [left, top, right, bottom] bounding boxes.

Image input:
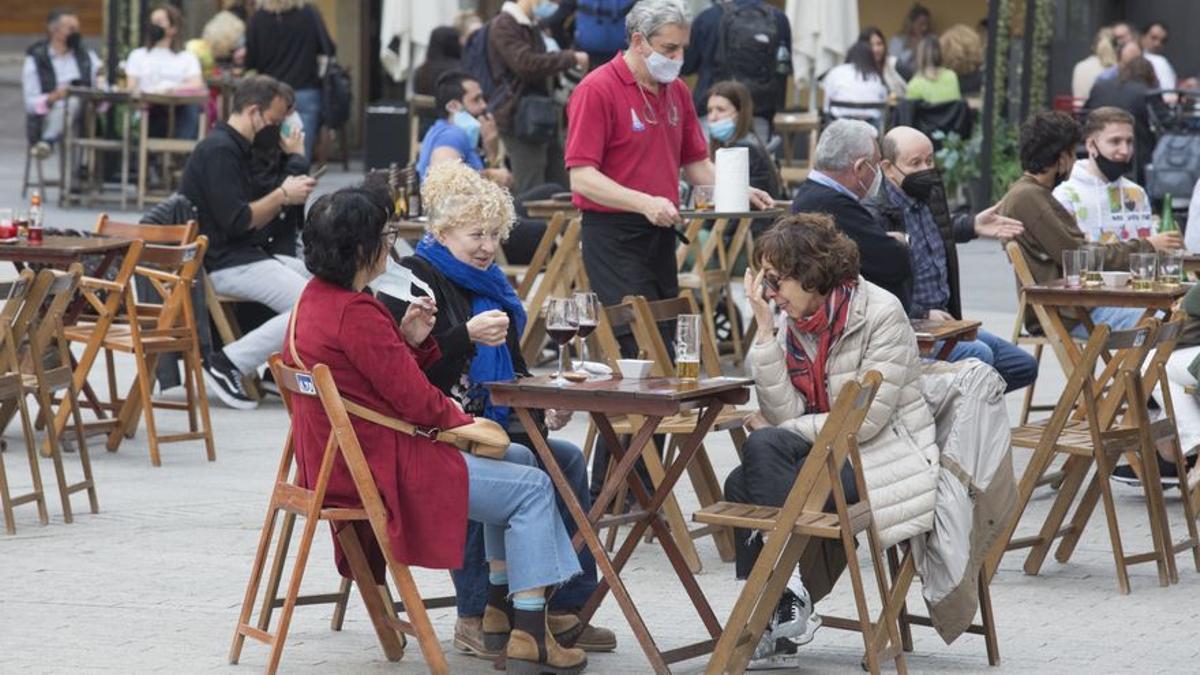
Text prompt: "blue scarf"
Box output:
[[416, 237, 527, 425]]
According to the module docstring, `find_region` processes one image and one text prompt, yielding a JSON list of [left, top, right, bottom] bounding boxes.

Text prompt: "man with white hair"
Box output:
[[790, 119, 913, 311]]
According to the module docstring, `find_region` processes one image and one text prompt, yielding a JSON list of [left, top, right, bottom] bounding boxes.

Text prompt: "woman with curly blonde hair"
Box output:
[[377, 161, 614, 662], [939, 24, 983, 94]]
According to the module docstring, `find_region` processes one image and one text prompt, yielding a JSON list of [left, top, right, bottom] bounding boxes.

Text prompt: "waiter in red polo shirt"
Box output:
[[565, 0, 772, 356]]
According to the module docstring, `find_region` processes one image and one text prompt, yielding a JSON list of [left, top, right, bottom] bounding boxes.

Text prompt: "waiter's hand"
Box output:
[[748, 187, 774, 210], [641, 195, 681, 227]]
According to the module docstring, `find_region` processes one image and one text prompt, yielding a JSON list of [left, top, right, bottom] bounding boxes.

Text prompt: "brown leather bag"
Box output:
[[286, 298, 509, 460]]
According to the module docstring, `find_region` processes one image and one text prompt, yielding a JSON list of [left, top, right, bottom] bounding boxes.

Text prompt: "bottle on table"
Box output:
[[28, 190, 44, 243], [405, 168, 421, 219], [1160, 194, 1176, 233], [388, 163, 406, 218]]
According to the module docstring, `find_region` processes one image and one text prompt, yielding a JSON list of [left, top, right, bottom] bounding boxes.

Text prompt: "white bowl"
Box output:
[[616, 359, 655, 379], [1100, 271, 1131, 288]]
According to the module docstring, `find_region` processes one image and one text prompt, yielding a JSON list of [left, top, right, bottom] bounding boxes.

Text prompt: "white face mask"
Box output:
[[642, 44, 683, 83], [858, 161, 883, 199]]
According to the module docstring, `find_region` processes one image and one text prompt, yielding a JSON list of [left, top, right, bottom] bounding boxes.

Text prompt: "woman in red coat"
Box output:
[[283, 181, 587, 674]]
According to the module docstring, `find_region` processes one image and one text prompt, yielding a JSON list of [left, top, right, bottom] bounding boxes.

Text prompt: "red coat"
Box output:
[[283, 278, 472, 578]]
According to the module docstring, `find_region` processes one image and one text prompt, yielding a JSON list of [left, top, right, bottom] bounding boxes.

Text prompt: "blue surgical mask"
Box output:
[[451, 109, 481, 149], [533, 0, 557, 21], [709, 117, 737, 142]]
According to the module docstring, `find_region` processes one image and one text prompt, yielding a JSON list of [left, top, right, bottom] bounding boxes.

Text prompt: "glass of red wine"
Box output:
[[573, 291, 599, 376], [546, 297, 578, 384]]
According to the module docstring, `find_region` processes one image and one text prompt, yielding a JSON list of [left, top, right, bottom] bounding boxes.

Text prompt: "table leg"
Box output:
[[935, 338, 959, 361]]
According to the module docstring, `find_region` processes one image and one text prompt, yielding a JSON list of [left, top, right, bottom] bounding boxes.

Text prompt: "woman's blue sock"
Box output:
[[512, 595, 546, 612], [488, 570, 509, 586]]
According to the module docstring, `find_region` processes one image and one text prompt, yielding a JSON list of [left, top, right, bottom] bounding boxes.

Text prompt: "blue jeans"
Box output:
[[461, 445, 581, 598], [942, 328, 1039, 393], [1069, 306, 1146, 339], [293, 87, 321, 160]]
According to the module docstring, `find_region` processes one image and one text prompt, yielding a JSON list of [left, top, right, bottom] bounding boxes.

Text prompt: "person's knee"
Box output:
[[953, 340, 995, 365], [504, 443, 538, 467]]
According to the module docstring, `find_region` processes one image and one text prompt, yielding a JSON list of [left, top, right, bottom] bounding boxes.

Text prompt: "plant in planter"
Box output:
[[935, 122, 1022, 210]]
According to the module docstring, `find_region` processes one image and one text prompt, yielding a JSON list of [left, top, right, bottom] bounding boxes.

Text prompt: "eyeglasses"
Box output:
[[762, 272, 782, 294], [382, 226, 402, 245]]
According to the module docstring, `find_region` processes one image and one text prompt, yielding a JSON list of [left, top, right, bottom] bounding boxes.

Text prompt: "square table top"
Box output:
[[911, 318, 982, 349], [1023, 279, 1189, 309], [488, 375, 751, 416]]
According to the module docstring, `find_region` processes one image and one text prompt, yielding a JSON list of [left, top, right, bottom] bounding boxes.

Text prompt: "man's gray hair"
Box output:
[[813, 120, 880, 172], [625, 0, 691, 42]]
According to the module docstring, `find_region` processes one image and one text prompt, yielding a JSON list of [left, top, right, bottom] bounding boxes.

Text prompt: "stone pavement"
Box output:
[[2, 76, 1200, 674]]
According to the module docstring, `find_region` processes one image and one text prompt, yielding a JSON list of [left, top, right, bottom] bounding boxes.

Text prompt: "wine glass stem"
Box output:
[[559, 342, 569, 378]]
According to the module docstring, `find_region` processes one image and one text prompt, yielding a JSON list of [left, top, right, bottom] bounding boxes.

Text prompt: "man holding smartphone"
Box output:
[[179, 74, 317, 410]]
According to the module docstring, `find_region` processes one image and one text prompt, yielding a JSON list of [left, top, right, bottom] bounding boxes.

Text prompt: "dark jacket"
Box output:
[[791, 179, 913, 313], [25, 39, 94, 143], [487, 9, 576, 133], [864, 180, 975, 318], [245, 7, 333, 90], [249, 126, 308, 257]]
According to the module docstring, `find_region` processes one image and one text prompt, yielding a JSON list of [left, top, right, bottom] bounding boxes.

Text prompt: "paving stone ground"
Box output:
[[2, 67, 1198, 674]]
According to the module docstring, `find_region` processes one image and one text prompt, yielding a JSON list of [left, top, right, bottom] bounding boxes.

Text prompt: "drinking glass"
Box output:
[[0, 209, 13, 240], [1062, 249, 1087, 288], [573, 291, 599, 374], [1158, 250, 1183, 290], [546, 298, 578, 384], [1130, 252, 1158, 291], [675, 314, 701, 382], [1084, 244, 1105, 287], [690, 185, 714, 211]]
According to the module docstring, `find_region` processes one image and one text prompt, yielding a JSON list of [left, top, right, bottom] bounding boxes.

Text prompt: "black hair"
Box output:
[[434, 70, 477, 118], [232, 74, 294, 114], [302, 187, 391, 289], [1142, 21, 1167, 36], [47, 7, 76, 28], [425, 26, 462, 62], [845, 40, 881, 80], [1018, 110, 1082, 174], [857, 27, 886, 49]]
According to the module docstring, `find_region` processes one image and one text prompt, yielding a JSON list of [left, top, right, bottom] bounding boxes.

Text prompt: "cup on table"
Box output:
[[1158, 250, 1184, 290], [675, 314, 701, 382], [1129, 252, 1158, 291], [1063, 249, 1088, 288], [0, 209, 14, 240], [690, 185, 714, 211], [1084, 244, 1105, 287]]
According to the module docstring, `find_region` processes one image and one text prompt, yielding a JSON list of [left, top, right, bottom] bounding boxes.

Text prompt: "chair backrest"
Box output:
[[515, 211, 568, 300], [0, 269, 36, 331], [28, 265, 84, 373], [593, 292, 723, 378], [95, 213, 198, 245], [1004, 241, 1040, 337], [127, 238, 208, 334]]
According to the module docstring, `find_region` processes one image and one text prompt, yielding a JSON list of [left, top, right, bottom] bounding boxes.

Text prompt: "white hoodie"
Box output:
[[1053, 159, 1155, 243]]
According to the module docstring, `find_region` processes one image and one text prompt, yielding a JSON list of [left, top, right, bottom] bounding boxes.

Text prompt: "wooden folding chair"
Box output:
[[230, 355, 449, 674], [22, 266, 96, 523], [675, 216, 748, 363], [73, 239, 217, 466], [512, 210, 568, 301], [990, 320, 1180, 593], [0, 272, 50, 534], [520, 217, 586, 365], [694, 371, 907, 674]]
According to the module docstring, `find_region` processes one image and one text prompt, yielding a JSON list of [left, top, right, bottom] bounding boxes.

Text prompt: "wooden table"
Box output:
[[488, 375, 752, 674], [912, 318, 982, 359], [136, 92, 209, 209], [61, 87, 134, 209], [523, 198, 578, 220]]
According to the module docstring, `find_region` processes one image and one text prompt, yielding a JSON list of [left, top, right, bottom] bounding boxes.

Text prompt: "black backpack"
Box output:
[[307, 6, 352, 129], [461, 21, 511, 112], [714, 2, 782, 115]]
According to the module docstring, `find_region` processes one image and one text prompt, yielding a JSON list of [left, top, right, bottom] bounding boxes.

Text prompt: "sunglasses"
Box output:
[[761, 272, 782, 294]]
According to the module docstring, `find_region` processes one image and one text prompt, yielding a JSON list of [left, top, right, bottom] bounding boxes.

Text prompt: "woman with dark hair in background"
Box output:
[[125, 4, 204, 138], [414, 26, 463, 96], [706, 80, 783, 198], [889, 3, 933, 80], [859, 27, 906, 97], [821, 40, 889, 122]]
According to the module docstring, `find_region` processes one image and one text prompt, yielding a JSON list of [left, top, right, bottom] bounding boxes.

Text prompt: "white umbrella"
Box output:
[[786, 0, 860, 107], [380, 0, 460, 83]]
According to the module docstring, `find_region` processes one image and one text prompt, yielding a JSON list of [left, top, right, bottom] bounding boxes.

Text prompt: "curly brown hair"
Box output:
[[754, 213, 860, 294]]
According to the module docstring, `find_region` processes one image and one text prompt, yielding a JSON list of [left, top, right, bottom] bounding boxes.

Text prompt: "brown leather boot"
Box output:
[[482, 600, 513, 654], [505, 609, 587, 674], [547, 613, 617, 652]]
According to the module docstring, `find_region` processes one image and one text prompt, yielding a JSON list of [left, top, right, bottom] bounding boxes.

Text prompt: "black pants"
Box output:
[[723, 427, 859, 604]]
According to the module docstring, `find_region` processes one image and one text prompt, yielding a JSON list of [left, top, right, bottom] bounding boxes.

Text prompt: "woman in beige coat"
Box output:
[[728, 213, 939, 668]]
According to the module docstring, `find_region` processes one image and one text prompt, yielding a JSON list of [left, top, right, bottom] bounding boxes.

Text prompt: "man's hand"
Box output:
[[573, 51, 590, 71], [481, 167, 514, 189], [467, 309, 509, 346], [479, 112, 500, 155], [279, 175, 316, 205], [48, 85, 70, 104], [887, 231, 908, 245], [545, 408, 573, 431], [281, 125, 305, 156], [744, 411, 772, 432], [973, 203, 1024, 239], [640, 194, 681, 227], [927, 308, 955, 322], [749, 187, 774, 210], [744, 267, 776, 341], [399, 296, 437, 347], [1148, 232, 1184, 251]]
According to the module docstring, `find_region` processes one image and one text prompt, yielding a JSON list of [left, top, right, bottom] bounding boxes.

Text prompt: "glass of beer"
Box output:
[[1158, 251, 1183, 290], [690, 185, 714, 212], [1130, 253, 1157, 291], [675, 314, 701, 382], [1062, 249, 1087, 288], [1084, 244, 1105, 287]]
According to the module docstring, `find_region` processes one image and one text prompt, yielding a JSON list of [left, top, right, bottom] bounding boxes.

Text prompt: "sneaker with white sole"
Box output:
[[748, 634, 800, 671], [202, 351, 257, 410], [771, 587, 814, 641]]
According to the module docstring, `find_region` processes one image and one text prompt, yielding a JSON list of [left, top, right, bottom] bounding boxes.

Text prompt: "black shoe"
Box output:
[[1111, 453, 1197, 488], [202, 351, 258, 410]]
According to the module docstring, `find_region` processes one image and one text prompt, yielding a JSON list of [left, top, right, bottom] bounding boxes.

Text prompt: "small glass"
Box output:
[[1130, 252, 1158, 291], [675, 314, 701, 382], [1062, 249, 1087, 288], [546, 298, 578, 385], [0, 209, 14, 240], [1084, 244, 1105, 287], [1158, 251, 1184, 290], [573, 291, 599, 375], [690, 185, 714, 211]]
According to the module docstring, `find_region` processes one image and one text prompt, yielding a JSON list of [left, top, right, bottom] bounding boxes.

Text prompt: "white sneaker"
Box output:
[[747, 633, 800, 671], [771, 587, 814, 640]]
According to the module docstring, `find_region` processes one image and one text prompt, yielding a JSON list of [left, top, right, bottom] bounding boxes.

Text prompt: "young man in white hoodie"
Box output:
[[1053, 106, 1156, 244]]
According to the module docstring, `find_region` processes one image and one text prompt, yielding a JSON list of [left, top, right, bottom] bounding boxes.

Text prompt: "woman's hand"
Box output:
[[545, 408, 573, 431], [744, 411, 772, 432], [467, 309, 509, 346], [400, 296, 437, 347], [744, 267, 775, 341]]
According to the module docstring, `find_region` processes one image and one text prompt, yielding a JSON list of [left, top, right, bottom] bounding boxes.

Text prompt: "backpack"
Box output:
[[1145, 133, 1200, 201], [306, 6, 352, 128], [574, 0, 632, 55], [714, 2, 782, 114], [461, 21, 511, 110]]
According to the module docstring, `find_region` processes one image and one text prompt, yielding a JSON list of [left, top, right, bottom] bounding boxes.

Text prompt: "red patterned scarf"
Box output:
[[785, 280, 857, 413]]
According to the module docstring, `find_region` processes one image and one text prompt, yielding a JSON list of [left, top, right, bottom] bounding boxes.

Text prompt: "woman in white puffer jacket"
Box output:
[[726, 213, 939, 665]]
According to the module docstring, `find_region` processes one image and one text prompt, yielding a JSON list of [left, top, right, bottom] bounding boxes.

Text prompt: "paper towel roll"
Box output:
[[714, 146, 749, 213]]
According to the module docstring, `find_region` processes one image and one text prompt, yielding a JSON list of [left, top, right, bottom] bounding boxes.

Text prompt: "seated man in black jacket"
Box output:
[[179, 75, 315, 410], [790, 119, 912, 312]]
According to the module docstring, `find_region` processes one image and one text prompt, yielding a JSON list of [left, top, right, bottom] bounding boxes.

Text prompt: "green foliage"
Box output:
[[1028, 0, 1055, 112], [935, 123, 1022, 205]]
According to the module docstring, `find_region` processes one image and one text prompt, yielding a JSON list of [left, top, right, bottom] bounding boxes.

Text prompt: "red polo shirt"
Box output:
[[564, 52, 708, 213]]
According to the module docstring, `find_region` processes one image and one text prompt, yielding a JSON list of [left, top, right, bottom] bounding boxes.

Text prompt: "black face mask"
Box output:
[[899, 168, 941, 202], [147, 24, 166, 45], [65, 31, 81, 50], [252, 123, 282, 152], [1090, 143, 1133, 183]]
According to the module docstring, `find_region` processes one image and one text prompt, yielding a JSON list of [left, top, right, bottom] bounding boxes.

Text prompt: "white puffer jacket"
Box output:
[[746, 278, 939, 548]]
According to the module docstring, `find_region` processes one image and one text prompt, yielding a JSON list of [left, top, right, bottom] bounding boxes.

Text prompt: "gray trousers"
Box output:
[[501, 132, 568, 196], [207, 255, 310, 374]]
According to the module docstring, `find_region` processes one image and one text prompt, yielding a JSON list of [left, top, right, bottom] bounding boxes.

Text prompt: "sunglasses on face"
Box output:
[[762, 272, 782, 294]]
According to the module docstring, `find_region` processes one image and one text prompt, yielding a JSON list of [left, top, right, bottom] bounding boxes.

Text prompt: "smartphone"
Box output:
[[310, 164, 328, 180]]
